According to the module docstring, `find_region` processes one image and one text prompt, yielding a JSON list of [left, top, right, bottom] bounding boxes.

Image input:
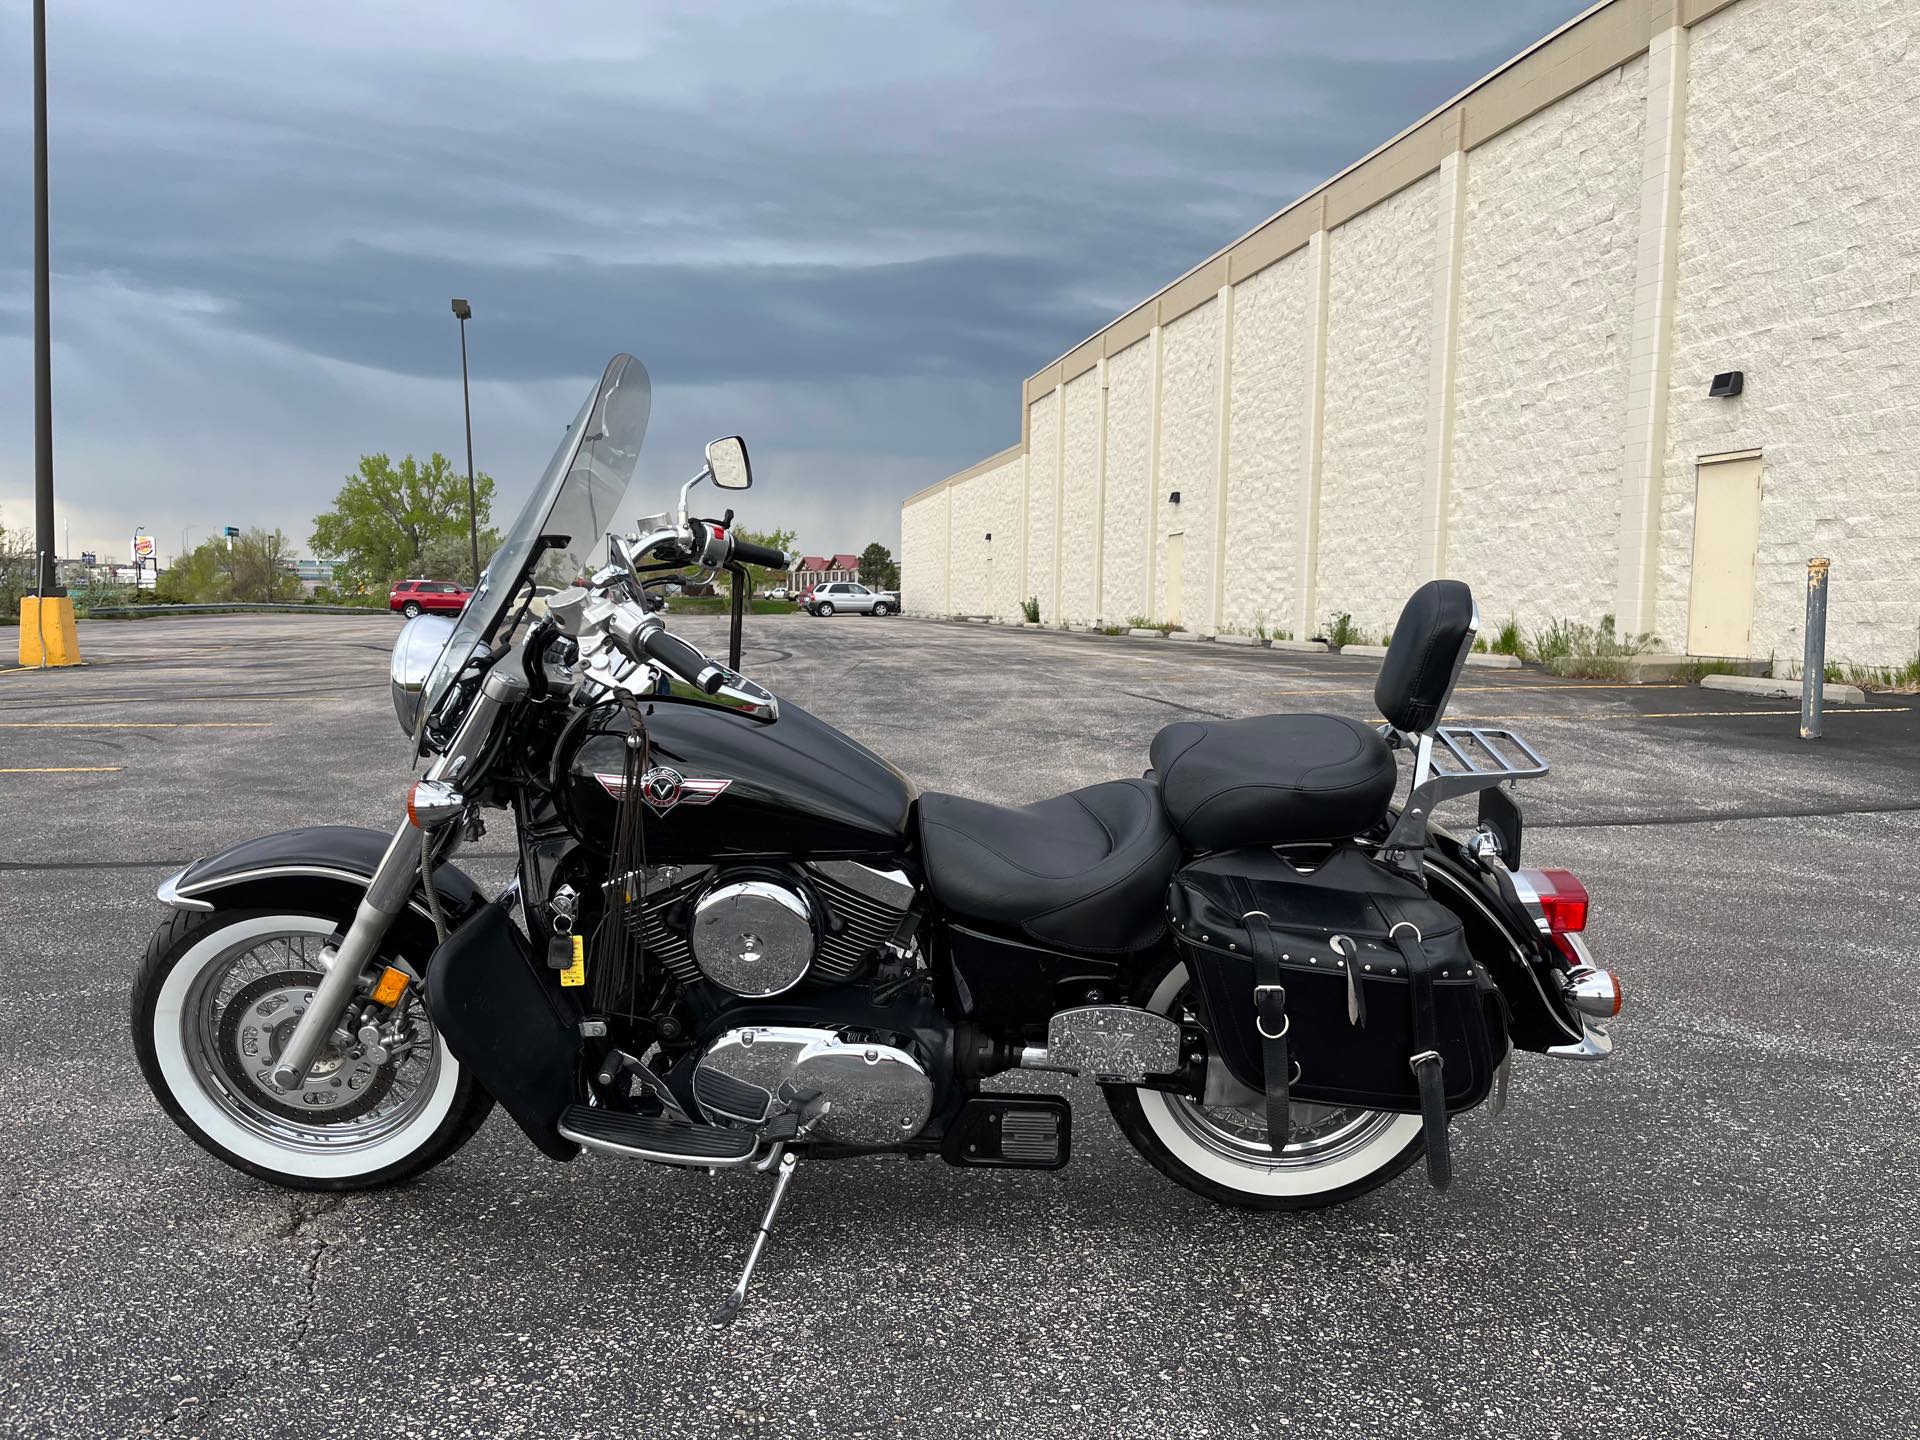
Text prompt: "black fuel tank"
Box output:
[[561, 696, 915, 861]]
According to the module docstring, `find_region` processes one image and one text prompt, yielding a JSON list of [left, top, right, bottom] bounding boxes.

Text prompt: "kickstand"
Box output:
[[709, 1147, 800, 1327]]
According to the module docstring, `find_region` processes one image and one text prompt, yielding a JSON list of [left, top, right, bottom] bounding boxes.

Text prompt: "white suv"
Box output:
[[804, 582, 897, 617]]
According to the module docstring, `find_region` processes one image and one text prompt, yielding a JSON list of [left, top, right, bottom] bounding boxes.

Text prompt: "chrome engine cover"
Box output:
[[692, 1025, 933, 1147], [690, 879, 814, 997]]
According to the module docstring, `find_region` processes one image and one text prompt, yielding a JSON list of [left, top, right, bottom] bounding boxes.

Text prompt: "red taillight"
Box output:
[[1521, 867, 1589, 934]]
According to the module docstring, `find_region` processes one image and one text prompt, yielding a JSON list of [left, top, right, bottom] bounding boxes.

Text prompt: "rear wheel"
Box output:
[[1107, 953, 1423, 1210], [133, 908, 492, 1191], [401, 600, 422, 618], [815, 601, 835, 617]]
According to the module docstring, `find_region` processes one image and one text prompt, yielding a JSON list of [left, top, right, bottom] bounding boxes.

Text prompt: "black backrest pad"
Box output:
[[1374, 580, 1476, 733]]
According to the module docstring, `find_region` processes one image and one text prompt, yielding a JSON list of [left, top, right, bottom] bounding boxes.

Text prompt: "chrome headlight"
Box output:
[[391, 613, 458, 737]]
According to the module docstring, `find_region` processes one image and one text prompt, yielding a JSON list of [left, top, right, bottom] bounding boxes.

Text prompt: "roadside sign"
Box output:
[[132, 534, 156, 564], [80, 550, 96, 566]]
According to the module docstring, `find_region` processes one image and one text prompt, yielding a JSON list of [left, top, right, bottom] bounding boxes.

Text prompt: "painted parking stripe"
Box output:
[[0, 766, 124, 774], [1449, 707, 1912, 723], [0, 721, 272, 729]]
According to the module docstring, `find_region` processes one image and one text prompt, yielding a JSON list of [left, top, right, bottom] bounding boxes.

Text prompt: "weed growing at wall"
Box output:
[[1021, 596, 1041, 624], [1320, 611, 1366, 648], [1530, 614, 1658, 676]]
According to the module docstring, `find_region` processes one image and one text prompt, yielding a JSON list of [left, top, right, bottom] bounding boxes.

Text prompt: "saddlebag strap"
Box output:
[[1381, 900, 1450, 1191], [1232, 879, 1291, 1154]]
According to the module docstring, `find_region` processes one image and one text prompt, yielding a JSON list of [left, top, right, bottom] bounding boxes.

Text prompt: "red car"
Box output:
[[389, 579, 472, 618]]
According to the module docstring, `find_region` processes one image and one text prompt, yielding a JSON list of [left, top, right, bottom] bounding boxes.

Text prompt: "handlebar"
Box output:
[[728, 536, 789, 570], [636, 622, 726, 695]]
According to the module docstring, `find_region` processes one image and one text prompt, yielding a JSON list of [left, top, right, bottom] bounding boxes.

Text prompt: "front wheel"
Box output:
[[1106, 953, 1424, 1210], [870, 602, 892, 617], [132, 908, 492, 1191]]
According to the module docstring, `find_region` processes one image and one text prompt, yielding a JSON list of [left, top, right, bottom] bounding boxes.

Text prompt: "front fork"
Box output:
[[268, 661, 528, 1091]]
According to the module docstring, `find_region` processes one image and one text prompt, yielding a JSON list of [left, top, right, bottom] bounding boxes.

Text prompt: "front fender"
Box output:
[[158, 825, 488, 936]]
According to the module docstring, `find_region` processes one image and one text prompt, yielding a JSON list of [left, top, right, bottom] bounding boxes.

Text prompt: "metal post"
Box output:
[[1800, 556, 1829, 741], [452, 299, 478, 585], [31, 0, 61, 600]]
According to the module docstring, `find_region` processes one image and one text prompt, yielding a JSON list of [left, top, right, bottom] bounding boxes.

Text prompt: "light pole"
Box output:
[[451, 298, 478, 585], [180, 524, 194, 561]]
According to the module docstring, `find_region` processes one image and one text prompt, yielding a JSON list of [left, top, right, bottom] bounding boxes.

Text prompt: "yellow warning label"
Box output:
[[559, 934, 586, 988]]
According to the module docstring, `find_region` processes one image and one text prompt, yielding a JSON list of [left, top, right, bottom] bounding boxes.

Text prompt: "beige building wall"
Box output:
[[902, 0, 1918, 667], [1101, 339, 1154, 624], [1023, 393, 1059, 616], [1154, 299, 1220, 630], [898, 483, 949, 615], [1316, 178, 1436, 639], [1655, 0, 1920, 667], [1447, 58, 1646, 632], [1058, 371, 1102, 623], [1220, 254, 1310, 637]]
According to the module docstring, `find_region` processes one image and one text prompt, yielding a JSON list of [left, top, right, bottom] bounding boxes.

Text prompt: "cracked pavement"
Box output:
[[1, 612, 1917, 1438]]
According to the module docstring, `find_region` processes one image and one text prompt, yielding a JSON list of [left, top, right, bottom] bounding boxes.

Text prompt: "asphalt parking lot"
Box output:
[[2, 611, 1917, 1439]]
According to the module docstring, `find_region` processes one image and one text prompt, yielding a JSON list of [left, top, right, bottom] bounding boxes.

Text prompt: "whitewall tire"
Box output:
[[133, 907, 492, 1191], [1107, 957, 1425, 1210]]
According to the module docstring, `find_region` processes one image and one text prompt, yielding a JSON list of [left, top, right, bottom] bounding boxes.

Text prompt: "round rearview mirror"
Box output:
[[706, 436, 752, 490]]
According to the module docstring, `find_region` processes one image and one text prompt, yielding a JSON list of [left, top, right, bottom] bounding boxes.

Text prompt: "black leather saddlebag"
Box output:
[[1168, 845, 1508, 1188]]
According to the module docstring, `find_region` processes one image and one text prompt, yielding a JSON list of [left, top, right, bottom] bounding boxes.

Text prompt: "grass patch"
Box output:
[[1021, 596, 1041, 624], [663, 596, 801, 615], [1490, 615, 1525, 657], [1531, 613, 1659, 677], [1320, 610, 1366, 648]]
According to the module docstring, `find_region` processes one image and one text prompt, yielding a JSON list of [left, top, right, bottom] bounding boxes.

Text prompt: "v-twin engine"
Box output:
[[692, 1026, 933, 1147]]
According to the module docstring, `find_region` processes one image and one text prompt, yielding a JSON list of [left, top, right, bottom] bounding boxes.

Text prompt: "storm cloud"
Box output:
[[0, 0, 1592, 560]]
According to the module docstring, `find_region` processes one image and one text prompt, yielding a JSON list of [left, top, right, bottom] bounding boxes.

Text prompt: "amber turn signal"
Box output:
[[370, 966, 410, 1007]]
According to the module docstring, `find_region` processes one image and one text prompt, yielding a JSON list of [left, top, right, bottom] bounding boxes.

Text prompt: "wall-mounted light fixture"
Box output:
[[1708, 370, 1744, 398], [984, 532, 992, 542], [1168, 490, 1181, 505]]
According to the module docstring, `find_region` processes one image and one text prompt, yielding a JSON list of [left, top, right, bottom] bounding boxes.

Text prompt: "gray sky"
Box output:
[[0, 0, 1593, 568]]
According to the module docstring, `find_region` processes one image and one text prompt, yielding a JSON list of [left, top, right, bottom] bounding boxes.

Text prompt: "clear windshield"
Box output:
[[418, 353, 651, 729]]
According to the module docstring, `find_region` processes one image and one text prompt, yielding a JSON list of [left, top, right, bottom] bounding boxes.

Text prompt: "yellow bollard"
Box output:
[[17, 594, 82, 667]]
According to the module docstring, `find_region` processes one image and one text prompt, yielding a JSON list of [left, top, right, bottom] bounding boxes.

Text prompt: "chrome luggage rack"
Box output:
[[1424, 726, 1548, 784], [1378, 724, 1549, 876]]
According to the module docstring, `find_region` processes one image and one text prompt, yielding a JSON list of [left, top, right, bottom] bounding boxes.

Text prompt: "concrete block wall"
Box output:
[[902, 0, 1920, 666], [1317, 177, 1435, 639], [1220, 253, 1310, 637], [1447, 57, 1645, 634], [1656, 0, 1920, 667]]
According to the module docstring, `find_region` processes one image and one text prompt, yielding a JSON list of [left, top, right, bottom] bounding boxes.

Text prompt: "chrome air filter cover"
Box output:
[[689, 878, 815, 997]]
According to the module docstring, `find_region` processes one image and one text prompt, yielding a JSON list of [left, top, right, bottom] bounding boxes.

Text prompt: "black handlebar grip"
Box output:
[[639, 625, 726, 694], [729, 538, 789, 570]]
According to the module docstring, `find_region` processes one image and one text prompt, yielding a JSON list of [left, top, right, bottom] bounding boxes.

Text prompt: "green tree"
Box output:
[[230, 528, 304, 602], [157, 539, 229, 603], [310, 453, 497, 593], [157, 529, 303, 604], [0, 509, 34, 621], [858, 541, 899, 591]]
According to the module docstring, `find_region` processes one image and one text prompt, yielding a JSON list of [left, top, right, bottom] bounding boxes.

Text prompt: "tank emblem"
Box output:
[[596, 766, 731, 815]]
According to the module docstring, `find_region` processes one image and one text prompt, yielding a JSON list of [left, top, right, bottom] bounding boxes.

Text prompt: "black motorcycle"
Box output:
[[134, 355, 1622, 1323]]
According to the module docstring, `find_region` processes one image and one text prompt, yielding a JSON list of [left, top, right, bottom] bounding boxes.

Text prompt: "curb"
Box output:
[[1701, 673, 1866, 705]]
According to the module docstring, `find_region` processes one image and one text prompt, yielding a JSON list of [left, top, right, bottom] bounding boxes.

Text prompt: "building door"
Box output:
[[1686, 453, 1763, 657], [1164, 532, 1185, 628]]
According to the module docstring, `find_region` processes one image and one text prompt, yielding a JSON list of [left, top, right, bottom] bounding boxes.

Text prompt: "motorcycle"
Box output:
[[133, 354, 1622, 1324]]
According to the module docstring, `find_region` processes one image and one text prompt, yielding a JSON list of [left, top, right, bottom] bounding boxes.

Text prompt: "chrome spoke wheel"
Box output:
[[175, 924, 445, 1159], [1112, 957, 1424, 1208]]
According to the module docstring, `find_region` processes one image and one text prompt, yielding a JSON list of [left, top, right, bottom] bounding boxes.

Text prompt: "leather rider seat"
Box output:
[[917, 778, 1179, 954], [1148, 713, 1397, 852]]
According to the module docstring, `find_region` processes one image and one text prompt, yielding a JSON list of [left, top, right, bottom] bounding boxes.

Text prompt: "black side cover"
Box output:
[[425, 900, 581, 1161], [1374, 580, 1476, 733]]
